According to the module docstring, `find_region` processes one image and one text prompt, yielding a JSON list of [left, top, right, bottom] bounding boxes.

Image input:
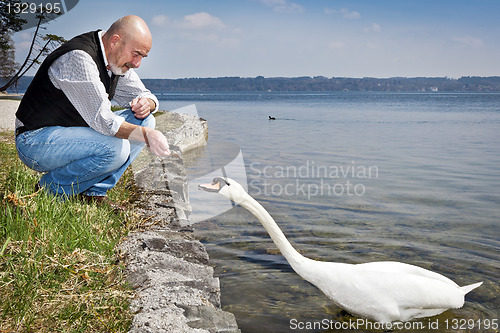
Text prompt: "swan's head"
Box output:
[[198, 177, 247, 204]]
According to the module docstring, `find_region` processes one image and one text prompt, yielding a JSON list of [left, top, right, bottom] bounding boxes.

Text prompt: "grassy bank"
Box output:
[[0, 131, 140, 332]]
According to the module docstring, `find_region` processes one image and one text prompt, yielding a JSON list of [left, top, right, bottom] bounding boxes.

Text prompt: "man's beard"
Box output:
[[109, 62, 135, 75]]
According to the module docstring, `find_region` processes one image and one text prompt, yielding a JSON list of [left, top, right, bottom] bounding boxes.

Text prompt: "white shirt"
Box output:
[[16, 31, 158, 136]]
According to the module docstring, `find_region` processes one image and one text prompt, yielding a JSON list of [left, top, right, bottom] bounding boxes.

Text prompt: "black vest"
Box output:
[[16, 30, 120, 131]]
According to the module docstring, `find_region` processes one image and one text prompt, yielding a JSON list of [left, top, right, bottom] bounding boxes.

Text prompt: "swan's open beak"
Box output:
[[198, 181, 221, 192], [198, 177, 230, 193]]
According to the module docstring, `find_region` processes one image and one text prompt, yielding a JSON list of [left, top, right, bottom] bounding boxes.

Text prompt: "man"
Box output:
[[15, 15, 170, 207]]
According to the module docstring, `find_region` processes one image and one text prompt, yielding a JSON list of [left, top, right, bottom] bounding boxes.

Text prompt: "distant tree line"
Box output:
[[5, 75, 500, 93], [143, 76, 500, 92]]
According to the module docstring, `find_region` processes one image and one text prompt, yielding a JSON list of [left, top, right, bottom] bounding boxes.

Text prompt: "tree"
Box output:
[[0, 2, 65, 92], [0, 0, 26, 39], [0, 31, 18, 79], [0, 0, 24, 91], [1, 0, 25, 48]]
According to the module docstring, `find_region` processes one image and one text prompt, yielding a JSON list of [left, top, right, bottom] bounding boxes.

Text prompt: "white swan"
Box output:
[[199, 177, 482, 323]]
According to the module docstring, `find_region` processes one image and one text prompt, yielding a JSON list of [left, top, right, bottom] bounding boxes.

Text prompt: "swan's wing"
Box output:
[[356, 261, 459, 286], [307, 261, 468, 322], [349, 264, 467, 313]]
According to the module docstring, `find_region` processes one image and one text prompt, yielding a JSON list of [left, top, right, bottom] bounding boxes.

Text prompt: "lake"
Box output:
[[156, 92, 500, 333]]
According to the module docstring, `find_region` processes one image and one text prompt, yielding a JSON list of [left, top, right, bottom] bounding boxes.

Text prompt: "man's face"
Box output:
[[108, 36, 151, 75]]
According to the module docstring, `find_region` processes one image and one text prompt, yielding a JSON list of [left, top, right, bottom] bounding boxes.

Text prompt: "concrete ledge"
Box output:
[[121, 230, 240, 333], [120, 111, 241, 333]]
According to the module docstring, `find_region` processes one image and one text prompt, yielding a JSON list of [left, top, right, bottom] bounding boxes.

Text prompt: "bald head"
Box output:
[[105, 15, 152, 45], [102, 15, 152, 75]]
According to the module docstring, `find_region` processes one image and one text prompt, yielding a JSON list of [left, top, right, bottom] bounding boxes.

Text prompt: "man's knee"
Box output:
[[141, 114, 156, 129], [107, 138, 131, 171]]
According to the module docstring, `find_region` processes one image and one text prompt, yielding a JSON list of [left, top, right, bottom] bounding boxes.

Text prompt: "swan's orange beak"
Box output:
[[198, 180, 221, 192]]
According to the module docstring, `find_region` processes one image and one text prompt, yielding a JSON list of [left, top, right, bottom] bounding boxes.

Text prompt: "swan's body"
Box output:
[[199, 177, 482, 323]]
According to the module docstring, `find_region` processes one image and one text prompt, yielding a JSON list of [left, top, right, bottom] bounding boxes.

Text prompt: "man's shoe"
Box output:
[[79, 194, 127, 211]]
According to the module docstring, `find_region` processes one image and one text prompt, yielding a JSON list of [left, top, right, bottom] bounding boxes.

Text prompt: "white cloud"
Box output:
[[343, 10, 361, 19], [152, 15, 169, 27], [260, 0, 304, 13], [325, 8, 361, 19], [156, 12, 227, 31], [20, 32, 32, 40], [160, 12, 239, 49], [180, 31, 240, 48], [364, 23, 381, 33], [17, 41, 33, 51], [178, 12, 226, 30], [15, 32, 35, 51], [452, 36, 483, 48]]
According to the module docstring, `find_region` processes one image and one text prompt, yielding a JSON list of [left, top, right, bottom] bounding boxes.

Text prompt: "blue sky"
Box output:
[[12, 0, 500, 79]]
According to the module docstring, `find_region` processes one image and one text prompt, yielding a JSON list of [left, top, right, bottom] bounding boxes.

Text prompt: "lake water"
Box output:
[[156, 92, 500, 333]]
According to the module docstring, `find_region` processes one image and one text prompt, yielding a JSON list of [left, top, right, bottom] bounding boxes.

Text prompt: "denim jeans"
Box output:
[[15, 108, 155, 197]]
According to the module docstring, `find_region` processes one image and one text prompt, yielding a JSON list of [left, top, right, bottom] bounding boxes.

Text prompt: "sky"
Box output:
[[11, 0, 500, 79]]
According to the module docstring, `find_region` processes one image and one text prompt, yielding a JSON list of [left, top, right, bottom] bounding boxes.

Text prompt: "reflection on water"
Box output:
[[163, 92, 500, 332]]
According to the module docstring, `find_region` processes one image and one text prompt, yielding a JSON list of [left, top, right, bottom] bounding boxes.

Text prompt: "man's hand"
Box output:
[[144, 127, 171, 156], [116, 122, 171, 157], [130, 97, 155, 119]]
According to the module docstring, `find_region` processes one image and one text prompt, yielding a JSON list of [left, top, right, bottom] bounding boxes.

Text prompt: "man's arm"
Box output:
[[48, 50, 126, 136], [123, 95, 170, 156], [115, 121, 171, 157], [114, 68, 159, 115]]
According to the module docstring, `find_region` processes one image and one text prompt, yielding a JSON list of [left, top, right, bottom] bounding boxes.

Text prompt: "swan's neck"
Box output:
[[239, 195, 308, 269]]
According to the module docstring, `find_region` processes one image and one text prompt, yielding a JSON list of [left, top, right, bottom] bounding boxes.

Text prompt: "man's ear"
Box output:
[[109, 34, 121, 48]]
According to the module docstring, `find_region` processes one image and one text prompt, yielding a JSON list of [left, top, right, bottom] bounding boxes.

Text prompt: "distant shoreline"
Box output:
[[4, 76, 500, 93], [142, 76, 500, 93]]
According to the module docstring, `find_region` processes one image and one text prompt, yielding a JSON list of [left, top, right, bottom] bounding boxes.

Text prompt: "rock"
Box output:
[[181, 305, 241, 333], [142, 237, 210, 265], [155, 111, 208, 152], [121, 110, 240, 333], [122, 230, 240, 333]]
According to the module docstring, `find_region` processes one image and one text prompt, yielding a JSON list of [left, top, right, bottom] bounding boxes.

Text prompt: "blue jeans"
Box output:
[[15, 109, 155, 197]]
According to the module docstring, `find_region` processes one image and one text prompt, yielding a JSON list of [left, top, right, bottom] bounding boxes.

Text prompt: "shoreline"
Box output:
[[123, 111, 240, 332]]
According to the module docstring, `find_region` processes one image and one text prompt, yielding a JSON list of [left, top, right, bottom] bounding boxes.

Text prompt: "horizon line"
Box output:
[[141, 75, 500, 80]]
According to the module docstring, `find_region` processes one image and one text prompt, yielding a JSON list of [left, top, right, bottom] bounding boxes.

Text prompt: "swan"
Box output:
[[199, 177, 482, 323], [269, 116, 276, 120]]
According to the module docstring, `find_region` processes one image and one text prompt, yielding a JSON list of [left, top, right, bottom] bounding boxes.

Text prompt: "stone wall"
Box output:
[[156, 110, 208, 152], [120, 111, 240, 333]]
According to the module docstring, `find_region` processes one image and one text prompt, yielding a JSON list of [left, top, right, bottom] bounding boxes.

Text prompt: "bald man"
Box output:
[[15, 15, 170, 208]]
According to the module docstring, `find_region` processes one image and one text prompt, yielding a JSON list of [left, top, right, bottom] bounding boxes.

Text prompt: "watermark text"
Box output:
[[249, 160, 379, 199]]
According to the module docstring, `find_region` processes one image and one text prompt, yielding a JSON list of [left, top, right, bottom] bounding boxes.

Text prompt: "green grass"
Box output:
[[0, 131, 142, 332]]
